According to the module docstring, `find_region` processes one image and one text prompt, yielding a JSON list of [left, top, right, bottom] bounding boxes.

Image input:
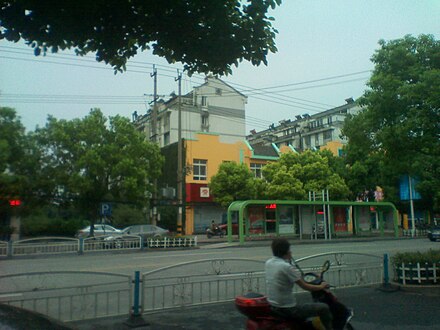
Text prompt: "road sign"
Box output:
[[100, 203, 112, 216], [399, 175, 421, 200]]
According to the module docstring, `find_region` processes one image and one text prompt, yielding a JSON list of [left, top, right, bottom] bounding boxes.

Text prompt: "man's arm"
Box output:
[[295, 278, 328, 292]]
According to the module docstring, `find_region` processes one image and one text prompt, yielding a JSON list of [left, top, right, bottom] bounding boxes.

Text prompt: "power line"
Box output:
[[1, 45, 367, 128], [238, 70, 371, 93], [1, 46, 368, 111]]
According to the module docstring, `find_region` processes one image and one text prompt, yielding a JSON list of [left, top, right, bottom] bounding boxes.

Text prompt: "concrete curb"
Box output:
[[196, 235, 423, 248]]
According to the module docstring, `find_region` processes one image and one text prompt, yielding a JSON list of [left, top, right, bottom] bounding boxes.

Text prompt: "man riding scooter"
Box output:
[[265, 238, 333, 330], [206, 220, 224, 238]]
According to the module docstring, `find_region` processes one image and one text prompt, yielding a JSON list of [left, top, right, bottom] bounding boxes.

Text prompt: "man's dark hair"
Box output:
[[271, 238, 290, 258]]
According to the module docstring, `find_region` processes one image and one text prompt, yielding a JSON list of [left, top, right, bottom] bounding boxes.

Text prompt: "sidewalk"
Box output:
[[71, 285, 440, 330], [196, 232, 414, 249]]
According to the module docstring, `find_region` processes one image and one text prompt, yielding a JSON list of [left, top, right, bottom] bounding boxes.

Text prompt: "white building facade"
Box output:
[[135, 76, 247, 146], [247, 99, 362, 155]]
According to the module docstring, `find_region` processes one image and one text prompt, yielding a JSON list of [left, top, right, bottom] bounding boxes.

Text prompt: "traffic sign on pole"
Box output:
[[100, 203, 112, 216]]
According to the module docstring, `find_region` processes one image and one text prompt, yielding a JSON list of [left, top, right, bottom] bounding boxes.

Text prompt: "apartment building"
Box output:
[[134, 76, 247, 146], [246, 99, 362, 156]]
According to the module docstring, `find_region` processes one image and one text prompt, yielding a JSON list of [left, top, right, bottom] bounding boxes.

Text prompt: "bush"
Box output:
[[21, 214, 88, 237], [111, 204, 146, 228], [392, 249, 440, 265], [0, 224, 14, 240]]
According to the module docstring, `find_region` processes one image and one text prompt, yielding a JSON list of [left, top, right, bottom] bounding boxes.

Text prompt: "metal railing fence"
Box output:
[[0, 271, 132, 322], [140, 252, 385, 313], [0, 252, 387, 324], [0, 235, 198, 258]]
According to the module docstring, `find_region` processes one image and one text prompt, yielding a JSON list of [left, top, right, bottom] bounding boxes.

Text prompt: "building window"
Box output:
[[157, 118, 162, 133], [215, 88, 222, 95], [164, 113, 170, 131], [201, 114, 209, 130], [327, 116, 333, 124], [193, 159, 207, 181], [201, 96, 207, 106], [164, 132, 170, 146], [315, 133, 320, 146], [304, 136, 311, 147], [323, 130, 332, 141], [250, 163, 264, 178]]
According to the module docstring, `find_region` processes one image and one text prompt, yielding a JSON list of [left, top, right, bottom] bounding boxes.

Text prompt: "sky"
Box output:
[[1, 0, 439, 134]]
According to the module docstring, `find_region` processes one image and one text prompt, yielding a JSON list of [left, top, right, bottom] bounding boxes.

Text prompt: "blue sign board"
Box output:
[[399, 175, 422, 201], [100, 203, 112, 216]]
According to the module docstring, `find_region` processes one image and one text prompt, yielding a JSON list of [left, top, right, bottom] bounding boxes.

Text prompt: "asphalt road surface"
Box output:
[[72, 286, 440, 330], [1, 237, 438, 276]]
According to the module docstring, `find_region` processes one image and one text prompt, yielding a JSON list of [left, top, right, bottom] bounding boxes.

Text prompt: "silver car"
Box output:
[[76, 224, 122, 238], [122, 224, 169, 239]]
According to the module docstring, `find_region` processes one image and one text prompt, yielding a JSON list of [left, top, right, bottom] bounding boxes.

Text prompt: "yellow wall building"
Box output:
[[183, 133, 279, 234]]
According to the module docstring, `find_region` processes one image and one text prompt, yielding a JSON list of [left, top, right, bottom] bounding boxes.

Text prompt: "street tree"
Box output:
[[0, 0, 282, 75], [0, 108, 43, 204], [0, 107, 44, 237], [342, 34, 440, 210], [0, 107, 25, 199], [33, 109, 164, 226], [263, 151, 350, 200], [209, 162, 257, 209]]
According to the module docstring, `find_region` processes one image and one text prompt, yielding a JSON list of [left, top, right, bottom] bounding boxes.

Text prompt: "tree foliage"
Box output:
[[263, 151, 350, 200], [0, 0, 282, 75], [0, 107, 25, 190], [33, 109, 164, 220], [0, 107, 23, 232], [209, 162, 257, 208], [342, 34, 440, 210], [0, 107, 31, 208], [0, 108, 45, 237]]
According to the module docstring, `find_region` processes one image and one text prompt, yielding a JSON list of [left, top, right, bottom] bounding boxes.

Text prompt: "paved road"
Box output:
[[71, 286, 440, 330], [1, 237, 437, 276], [2, 237, 440, 329]]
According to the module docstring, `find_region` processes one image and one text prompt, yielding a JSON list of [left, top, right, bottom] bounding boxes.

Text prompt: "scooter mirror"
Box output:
[[321, 260, 330, 273]]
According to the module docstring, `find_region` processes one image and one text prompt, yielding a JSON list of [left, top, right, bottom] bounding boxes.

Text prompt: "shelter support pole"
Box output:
[[239, 208, 245, 245]]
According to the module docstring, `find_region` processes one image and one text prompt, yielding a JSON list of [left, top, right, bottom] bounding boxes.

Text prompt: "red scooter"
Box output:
[[235, 260, 354, 330]]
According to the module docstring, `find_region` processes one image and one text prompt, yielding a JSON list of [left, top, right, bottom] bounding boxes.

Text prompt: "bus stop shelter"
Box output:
[[226, 200, 399, 244]]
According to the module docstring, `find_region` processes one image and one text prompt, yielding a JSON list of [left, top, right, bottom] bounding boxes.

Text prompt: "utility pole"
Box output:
[[175, 70, 183, 236], [151, 65, 158, 143], [151, 65, 158, 225], [408, 175, 416, 238]]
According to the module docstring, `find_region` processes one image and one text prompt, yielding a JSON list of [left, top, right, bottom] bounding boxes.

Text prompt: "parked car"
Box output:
[[122, 224, 169, 239], [76, 224, 122, 238], [427, 226, 440, 241]]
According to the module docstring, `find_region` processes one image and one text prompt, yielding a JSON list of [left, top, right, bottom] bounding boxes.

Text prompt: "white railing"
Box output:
[[402, 229, 428, 237], [141, 252, 385, 313], [146, 236, 198, 249], [296, 252, 384, 288], [0, 271, 132, 322], [395, 262, 439, 285], [0, 235, 198, 258], [11, 237, 79, 256], [0, 252, 386, 324], [0, 240, 8, 257], [83, 235, 141, 252], [142, 258, 265, 313]]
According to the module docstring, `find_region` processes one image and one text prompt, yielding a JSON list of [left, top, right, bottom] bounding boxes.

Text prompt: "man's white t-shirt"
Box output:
[[265, 256, 301, 308]]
